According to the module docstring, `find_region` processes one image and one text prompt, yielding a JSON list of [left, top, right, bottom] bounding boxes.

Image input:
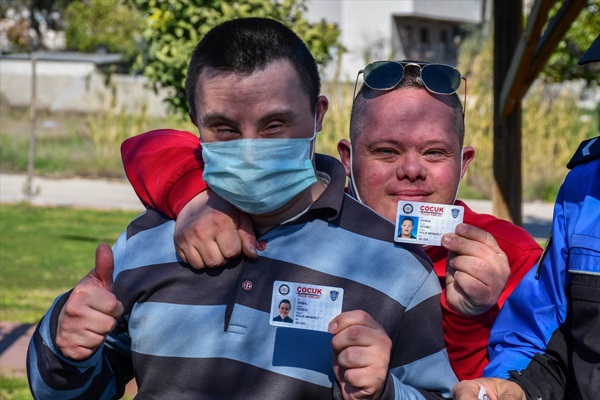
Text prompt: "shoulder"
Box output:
[[112, 208, 179, 285], [127, 207, 174, 240], [567, 136, 600, 169]]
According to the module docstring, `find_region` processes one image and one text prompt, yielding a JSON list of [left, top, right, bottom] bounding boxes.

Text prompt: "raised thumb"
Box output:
[[94, 243, 115, 291]]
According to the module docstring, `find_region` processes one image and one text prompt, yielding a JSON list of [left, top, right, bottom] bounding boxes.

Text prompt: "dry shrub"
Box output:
[[458, 32, 596, 201], [87, 83, 149, 159], [319, 80, 354, 158], [522, 83, 594, 200]]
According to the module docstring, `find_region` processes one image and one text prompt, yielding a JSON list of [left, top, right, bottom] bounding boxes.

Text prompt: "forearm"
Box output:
[[121, 129, 207, 218], [507, 338, 570, 400]]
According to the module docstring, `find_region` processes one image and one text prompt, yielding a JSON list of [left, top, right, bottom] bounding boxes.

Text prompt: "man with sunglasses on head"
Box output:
[[28, 18, 457, 399], [120, 60, 541, 381]]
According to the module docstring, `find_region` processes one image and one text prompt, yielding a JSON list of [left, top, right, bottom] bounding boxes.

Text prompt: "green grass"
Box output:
[[0, 204, 139, 323], [0, 376, 32, 400], [0, 204, 151, 399]]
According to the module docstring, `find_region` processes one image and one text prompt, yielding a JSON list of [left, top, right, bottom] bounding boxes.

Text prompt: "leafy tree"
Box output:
[[129, 0, 344, 116], [64, 0, 144, 63], [539, 2, 599, 86]]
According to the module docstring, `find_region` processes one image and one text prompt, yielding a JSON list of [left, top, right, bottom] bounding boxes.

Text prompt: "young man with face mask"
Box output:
[[27, 18, 457, 399], [119, 62, 542, 381]]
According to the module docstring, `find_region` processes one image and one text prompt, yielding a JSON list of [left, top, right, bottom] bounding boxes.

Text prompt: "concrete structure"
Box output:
[[0, 51, 170, 116], [305, 0, 485, 81]]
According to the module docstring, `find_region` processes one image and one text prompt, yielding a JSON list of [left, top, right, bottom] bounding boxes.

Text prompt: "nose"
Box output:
[[396, 154, 426, 182]]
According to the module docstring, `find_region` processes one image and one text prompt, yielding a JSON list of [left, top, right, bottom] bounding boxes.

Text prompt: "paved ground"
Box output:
[[0, 173, 554, 388], [0, 173, 144, 212]]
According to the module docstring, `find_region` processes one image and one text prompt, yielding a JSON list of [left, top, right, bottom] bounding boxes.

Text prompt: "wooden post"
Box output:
[[493, 1, 522, 225]]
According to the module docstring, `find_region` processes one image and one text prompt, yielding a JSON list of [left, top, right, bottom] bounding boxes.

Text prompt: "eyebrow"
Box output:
[[257, 110, 298, 126], [200, 109, 300, 128], [200, 114, 237, 128]]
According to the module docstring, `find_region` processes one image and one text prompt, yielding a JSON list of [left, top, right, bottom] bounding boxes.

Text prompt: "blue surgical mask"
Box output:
[[202, 127, 318, 215]]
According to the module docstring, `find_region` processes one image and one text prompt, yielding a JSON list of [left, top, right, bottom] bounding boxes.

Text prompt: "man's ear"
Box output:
[[337, 139, 352, 178], [189, 111, 197, 127], [461, 146, 475, 179], [315, 95, 329, 132]]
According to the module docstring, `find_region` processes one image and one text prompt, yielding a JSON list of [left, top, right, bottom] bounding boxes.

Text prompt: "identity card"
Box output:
[[270, 281, 343, 332], [394, 201, 464, 246]]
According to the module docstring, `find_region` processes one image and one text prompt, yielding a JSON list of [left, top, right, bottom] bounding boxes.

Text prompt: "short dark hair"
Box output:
[[349, 61, 464, 147], [279, 299, 291, 308], [401, 217, 414, 226], [185, 18, 321, 120]]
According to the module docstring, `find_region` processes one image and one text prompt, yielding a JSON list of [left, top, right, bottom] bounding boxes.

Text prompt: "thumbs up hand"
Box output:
[[56, 243, 124, 361]]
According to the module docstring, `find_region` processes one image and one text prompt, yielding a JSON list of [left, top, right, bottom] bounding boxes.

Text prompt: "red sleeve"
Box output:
[[496, 241, 543, 307], [428, 245, 497, 380], [427, 201, 543, 381], [121, 129, 207, 218], [440, 234, 542, 381], [441, 291, 496, 380]]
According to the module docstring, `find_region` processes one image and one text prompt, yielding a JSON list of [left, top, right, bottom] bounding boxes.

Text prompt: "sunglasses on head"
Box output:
[[353, 61, 467, 113]]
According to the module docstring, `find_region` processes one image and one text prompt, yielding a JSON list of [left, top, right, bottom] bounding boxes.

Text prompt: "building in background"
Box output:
[[0, 51, 169, 116], [305, 0, 486, 81]]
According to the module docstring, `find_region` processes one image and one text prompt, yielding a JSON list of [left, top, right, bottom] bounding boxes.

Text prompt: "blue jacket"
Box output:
[[484, 136, 600, 399]]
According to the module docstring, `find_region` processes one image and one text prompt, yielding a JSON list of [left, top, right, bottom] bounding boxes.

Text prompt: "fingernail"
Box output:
[[442, 235, 453, 246], [249, 243, 258, 257], [328, 322, 337, 333]]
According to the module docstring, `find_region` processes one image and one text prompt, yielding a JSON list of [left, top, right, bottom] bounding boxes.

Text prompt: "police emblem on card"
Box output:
[[270, 281, 344, 332], [395, 201, 463, 246]]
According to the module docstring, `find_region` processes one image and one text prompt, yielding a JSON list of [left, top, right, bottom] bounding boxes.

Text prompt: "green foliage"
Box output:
[[457, 31, 596, 201], [539, 2, 600, 86], [64, 0, 144, 63], [318, 80, 353, 157], [521, 82, 595, 200], [129, 0, 344, 116]]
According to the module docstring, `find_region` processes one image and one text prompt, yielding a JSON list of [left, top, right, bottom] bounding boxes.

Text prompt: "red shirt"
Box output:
[[122, 129, 543, 380], [426, 200, 542, 379]]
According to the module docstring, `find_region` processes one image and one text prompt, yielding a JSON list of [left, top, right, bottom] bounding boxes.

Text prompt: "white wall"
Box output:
[[305, 0, 482, 81], [0, 58, 170, 116]]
